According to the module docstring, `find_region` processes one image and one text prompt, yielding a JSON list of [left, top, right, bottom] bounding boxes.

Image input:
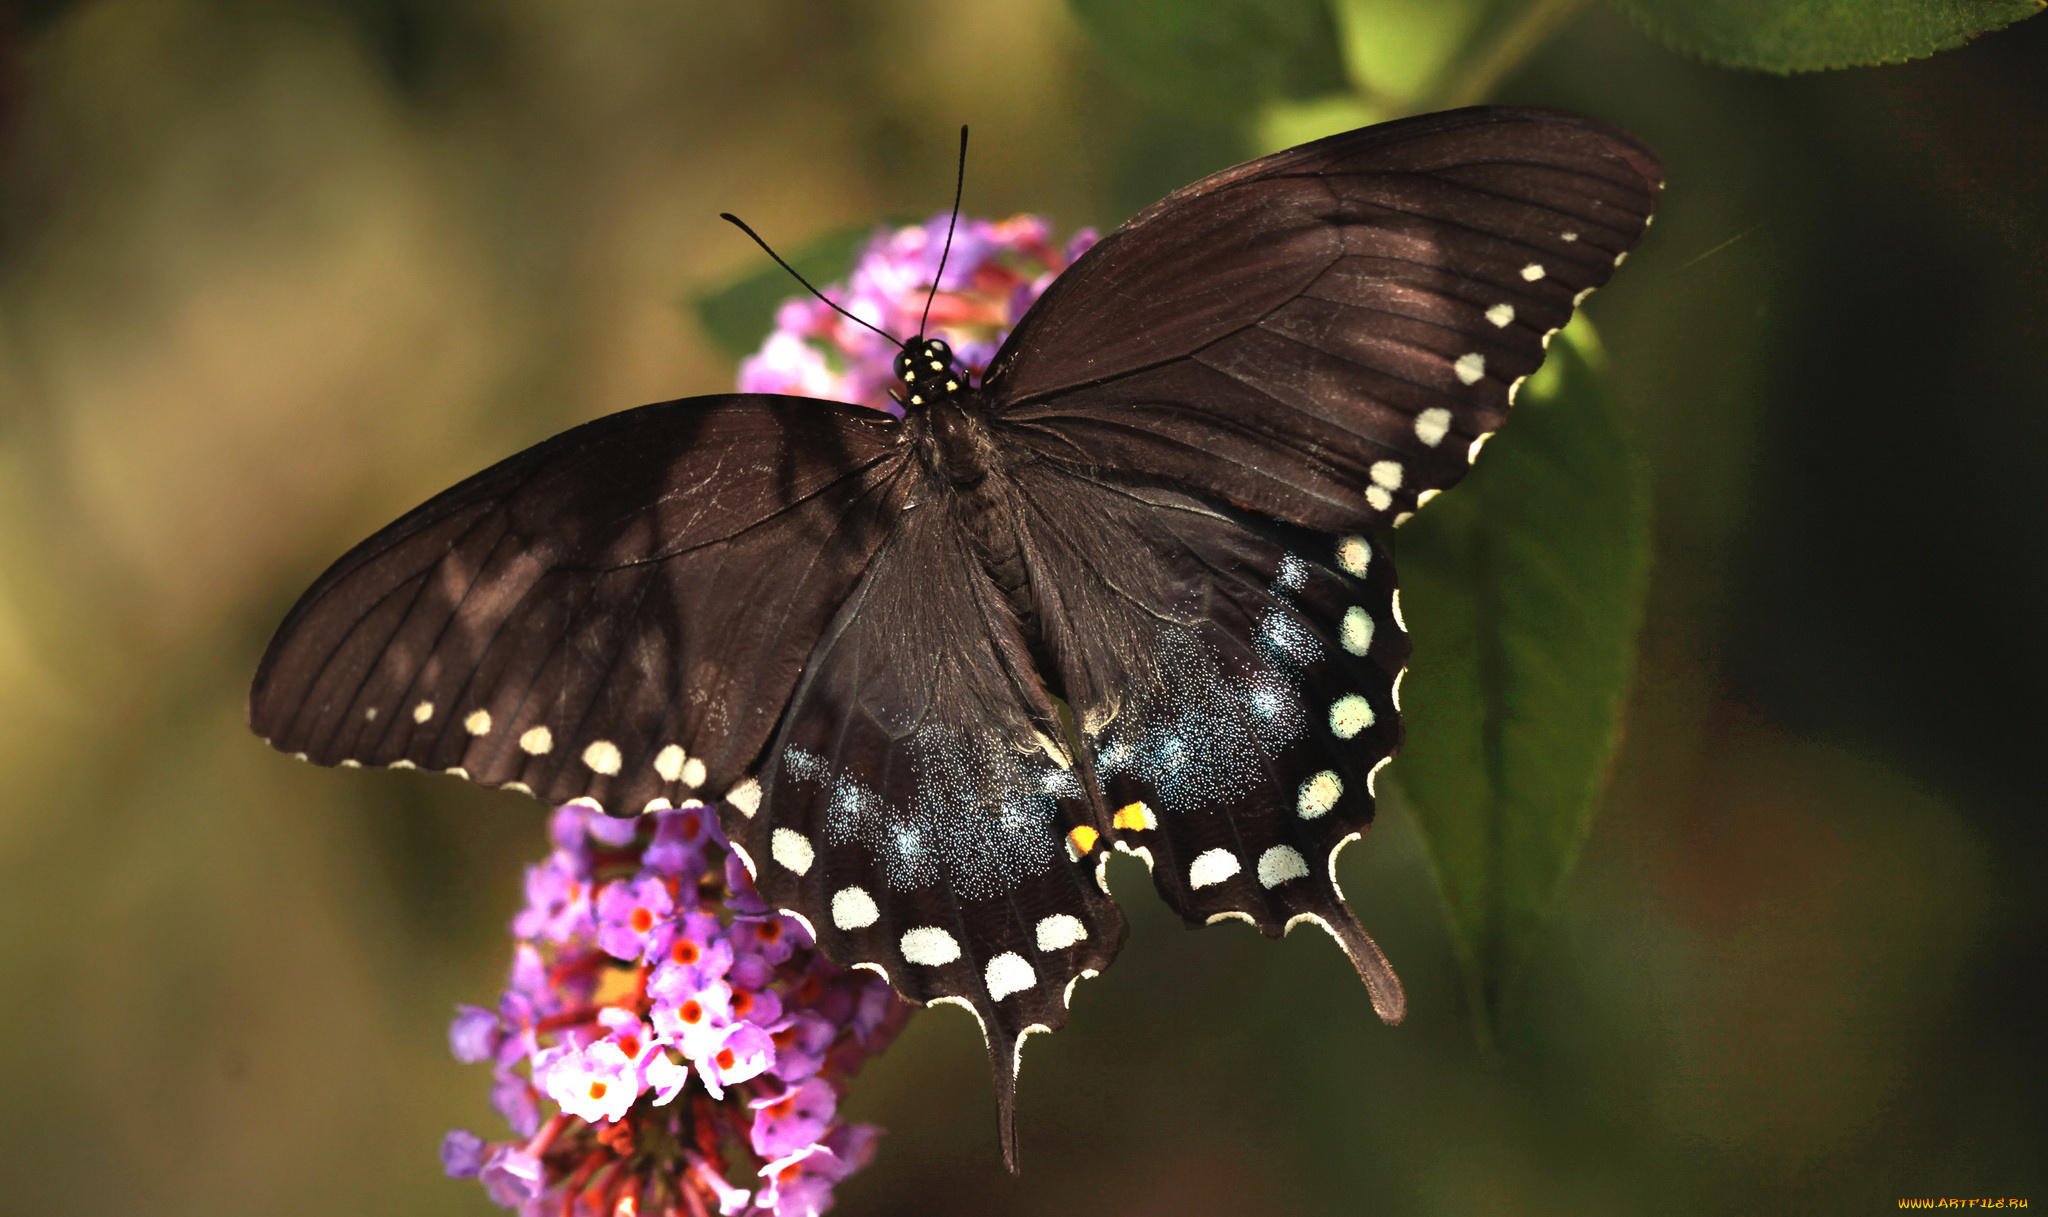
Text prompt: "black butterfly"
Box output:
[[250, 105, 1661, 1168]]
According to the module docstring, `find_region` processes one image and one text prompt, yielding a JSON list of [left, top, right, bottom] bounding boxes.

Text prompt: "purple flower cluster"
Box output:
[[738, 212, 1098, 414], [442, 802, 913, 1217]]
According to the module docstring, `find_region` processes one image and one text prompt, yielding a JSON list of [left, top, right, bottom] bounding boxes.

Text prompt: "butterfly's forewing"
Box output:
[[727, 493, 1124, 1167], [984, 106, 1663, 533], [249, 396, 910, 815], [1010, 465, 1408, 1019]]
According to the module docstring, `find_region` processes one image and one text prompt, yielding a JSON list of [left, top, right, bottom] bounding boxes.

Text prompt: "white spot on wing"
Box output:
[[1392, 589, 1407, 632], [389, 759, 415, 770], [1521, 262, 1547, 281], [412, 701, 434, 724], [502, 781, 533, 795], [1414, 408, 1452, 447], [363, 707, 377, 721], [1258, 845, 1310, 888], [1336, 534, 1371, 576], [900, 925, 961, 966], [985, 952, 1035, 1001], [1036, 914, 1086, 951], [771, 827, 814, 875], [1369, 461, 1404, 490], [1393, 669, 1406, 711], [727, 777, 762, 818], [582, 740, 622, 776], [463, 709, 491, 735], [339, 759, 361, 768], [1341, 606, 1374, 656], [643, 797, 673, 813], [852, 960, 890, 984], [444, 766, 469, 779], [1329, 694, 1374, 739], [1508, 375, 1528, 405], [681, 757, 707, 788], [1298, 770, 1343, 819], [1366, 486, 1393, 512], [519, 726, 553, 755], [832, 887, 879, 930], [1573, 287, 1595, 306], [654, 744, 685, 783], [1188, 848, 1241, 889], [1207, 911, 1256, 926], [1367, 756, 1392, 797], [565, 796, 602, 814], [1468, 432, 1494, 464], [1614, 250, 1628, 266], [1417, 488, 1440, 508], [729, 841, 756, 879], [1453, 352, 1486, 385], [1485, 303, 1515, 327]]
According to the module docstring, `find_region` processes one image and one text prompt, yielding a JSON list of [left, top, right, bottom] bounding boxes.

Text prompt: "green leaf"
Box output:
[[1390, 319, 1651, 1044], [1609, 0, 2043, 72], [1065, 0, 1347, 118], [691, 223, 881, 362]]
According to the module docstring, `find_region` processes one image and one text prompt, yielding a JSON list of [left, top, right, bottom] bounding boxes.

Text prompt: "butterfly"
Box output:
[[250, 105, 1661, 1168]]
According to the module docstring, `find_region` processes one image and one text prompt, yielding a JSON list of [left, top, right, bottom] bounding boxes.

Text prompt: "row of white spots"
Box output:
[[1414, 407, 1451, 447], [1366, 460, 1403, 513], [1189, 845, 1312, 892]]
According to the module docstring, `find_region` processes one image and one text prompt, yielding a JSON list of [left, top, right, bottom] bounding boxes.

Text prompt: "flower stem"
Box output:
[[1431, 0, 1598, 110]]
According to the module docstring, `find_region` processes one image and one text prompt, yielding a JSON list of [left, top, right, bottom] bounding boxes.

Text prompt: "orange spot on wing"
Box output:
[[1069, 825, 1099, 854], [1112, 802, 1153, 831]]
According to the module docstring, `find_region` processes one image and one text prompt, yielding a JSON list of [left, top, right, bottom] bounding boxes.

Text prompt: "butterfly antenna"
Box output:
[[719, 212, 898, 345], [918, 124, 969, 341]]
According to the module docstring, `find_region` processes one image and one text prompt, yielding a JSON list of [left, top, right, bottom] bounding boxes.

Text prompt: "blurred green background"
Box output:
[[1, 2, 2042, 1213]]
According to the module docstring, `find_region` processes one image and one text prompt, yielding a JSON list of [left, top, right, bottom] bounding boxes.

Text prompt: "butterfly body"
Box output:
[[250, 107, 1664, 1169]]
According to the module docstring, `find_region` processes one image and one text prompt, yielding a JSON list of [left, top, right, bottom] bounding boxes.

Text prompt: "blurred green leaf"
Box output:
[[693, 223, 880, 362], [1392, 319, 1650, 1043], [1609, 0, 2043, 71], [1066, 0, 1347, 118]]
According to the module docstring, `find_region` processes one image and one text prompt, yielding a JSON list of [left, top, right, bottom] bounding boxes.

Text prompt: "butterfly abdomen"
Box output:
[[914, 394, 1047, 647]]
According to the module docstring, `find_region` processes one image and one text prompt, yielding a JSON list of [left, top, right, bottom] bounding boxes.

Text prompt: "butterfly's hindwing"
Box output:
[[987, 106, 1662, 535], [1011, 465, 1409, 1019], [249, 396, 910, 813], [726, 492, 1125, 1161]]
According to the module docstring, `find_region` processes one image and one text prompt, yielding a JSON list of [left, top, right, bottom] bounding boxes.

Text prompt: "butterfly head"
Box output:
[[894, 337, 967, 409]]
